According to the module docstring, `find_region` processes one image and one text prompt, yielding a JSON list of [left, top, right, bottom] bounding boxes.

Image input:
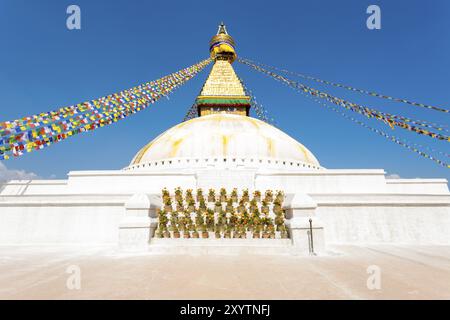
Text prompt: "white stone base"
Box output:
[[119, 226, 153, 251], [1, 169, 448, 250]]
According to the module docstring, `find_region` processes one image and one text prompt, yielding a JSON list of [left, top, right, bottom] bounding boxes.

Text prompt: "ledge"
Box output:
[[256, 169, 386, 176], [386, 179, 448, 184], [0, 194, 131, 206], [310, 193, 450, 206], [67, 170, 197, 177], [0, 180, 67, 185]]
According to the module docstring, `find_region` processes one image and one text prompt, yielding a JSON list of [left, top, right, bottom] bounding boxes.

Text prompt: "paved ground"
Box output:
[[0, 245, 449, 299]]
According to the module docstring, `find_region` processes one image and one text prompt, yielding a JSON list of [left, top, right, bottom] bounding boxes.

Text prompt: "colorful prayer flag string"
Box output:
[[239, 59, 449, 142], [239, 57, 450, 114], [239, 77, 276, 126], [0, 59, 212, 160], [183, 104, 199, 122], [1, 59, 211, 138], [0, 62, 207, 130], [293, 81, 450, 168]]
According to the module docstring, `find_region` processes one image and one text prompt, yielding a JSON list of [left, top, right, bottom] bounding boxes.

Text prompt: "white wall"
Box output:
[[1, 169, 447, 196], [0, 168, 449, 245], [0, 195, 126, 244], [317, 205, 450, 244], [0, 180, 68, 196], [66, 171, 197, 194], [255, 170, 388, 193], [386, 179, 449, 194]]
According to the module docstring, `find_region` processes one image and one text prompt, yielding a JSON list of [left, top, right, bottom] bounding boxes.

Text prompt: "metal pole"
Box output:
[[309, 218, 315, 256]]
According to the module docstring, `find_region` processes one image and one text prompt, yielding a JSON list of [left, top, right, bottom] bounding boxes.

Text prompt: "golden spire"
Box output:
[[195, 24, 250, 117]]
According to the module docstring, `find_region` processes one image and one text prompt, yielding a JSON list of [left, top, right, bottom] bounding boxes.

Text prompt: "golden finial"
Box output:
[[217, 22, 228, 35]]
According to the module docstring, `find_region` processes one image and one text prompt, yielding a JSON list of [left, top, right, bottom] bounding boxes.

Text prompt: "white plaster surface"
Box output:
[[0, 245, 449, 299], [1, 169, 447, 196], [0, 168, 449, 245], [317, 206, 450, 244]]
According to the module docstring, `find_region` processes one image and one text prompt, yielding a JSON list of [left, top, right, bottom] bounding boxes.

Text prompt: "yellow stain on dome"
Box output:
[[132, 115, 271, 164], [245, 117, 262, 129], [132, 128, 177, 164], [266, 137, 275, 157], [133, 140, 156, 164], [296, 143, 311, 163], [130, 113, 320, 167], [170, 138, 184, 157], [222, 135, 229, 156]]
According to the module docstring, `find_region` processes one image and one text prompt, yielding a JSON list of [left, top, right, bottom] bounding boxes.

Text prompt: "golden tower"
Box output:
[[196, 23, 251, 117]]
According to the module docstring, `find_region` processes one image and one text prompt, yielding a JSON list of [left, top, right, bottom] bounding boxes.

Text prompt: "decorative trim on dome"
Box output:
[[125, 156, 323, 171]]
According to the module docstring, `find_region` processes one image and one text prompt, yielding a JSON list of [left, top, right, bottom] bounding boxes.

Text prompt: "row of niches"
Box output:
[[155, 188, 289, 239], [125, 157, 321, 170]]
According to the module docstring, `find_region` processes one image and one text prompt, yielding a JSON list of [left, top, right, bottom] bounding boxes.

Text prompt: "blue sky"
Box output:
[[0, 0, 449, 181]]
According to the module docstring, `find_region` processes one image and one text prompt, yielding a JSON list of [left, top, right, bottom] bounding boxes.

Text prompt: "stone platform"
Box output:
[[1, 245, 450, 299], [148, 238, 294, 255]]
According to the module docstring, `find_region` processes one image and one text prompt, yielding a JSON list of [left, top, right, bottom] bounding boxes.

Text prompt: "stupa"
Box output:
[[0, 24, 449, 254]]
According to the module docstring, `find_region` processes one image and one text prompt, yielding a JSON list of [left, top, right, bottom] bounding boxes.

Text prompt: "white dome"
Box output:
[[127, 114, 321, 171]]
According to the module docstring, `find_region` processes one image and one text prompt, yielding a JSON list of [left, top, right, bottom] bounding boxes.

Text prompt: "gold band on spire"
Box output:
[[209, 22, 237, 63]]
